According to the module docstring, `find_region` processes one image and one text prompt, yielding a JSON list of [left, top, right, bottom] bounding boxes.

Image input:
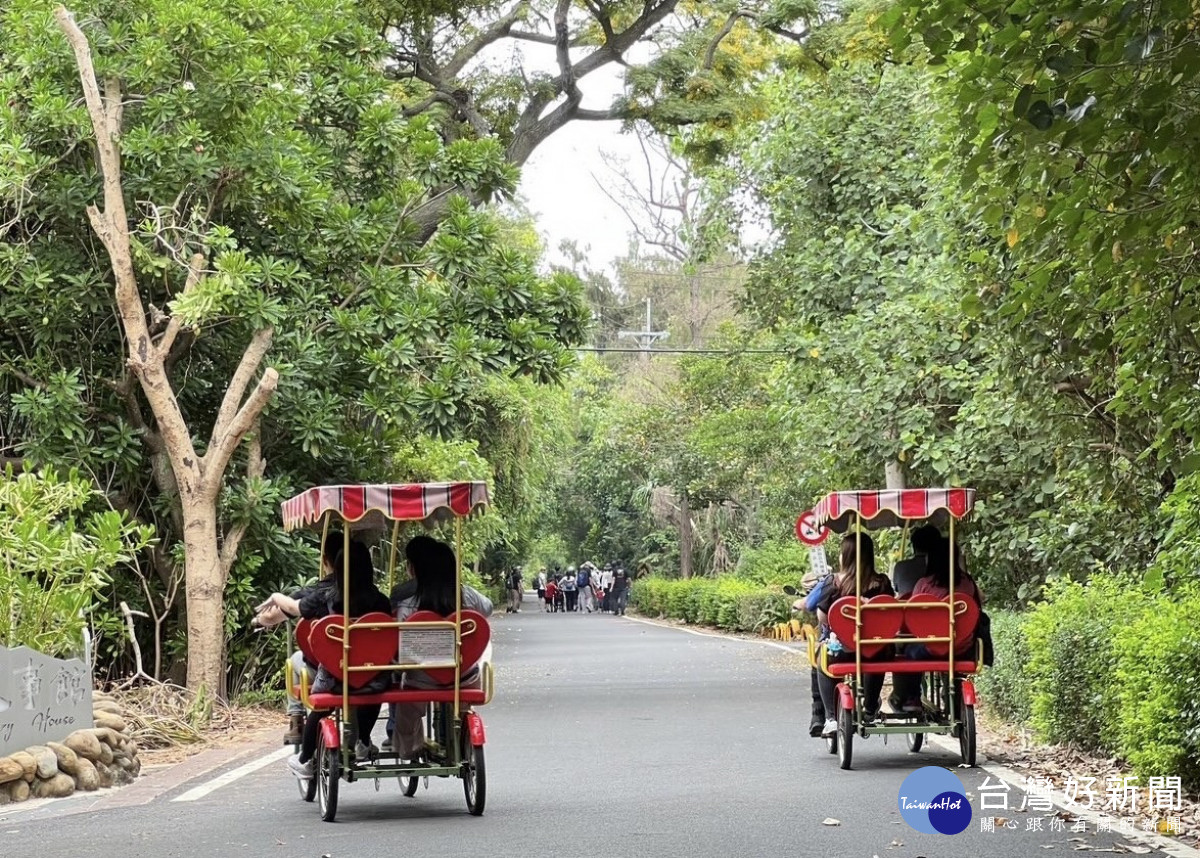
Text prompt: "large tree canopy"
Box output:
[[0, 0, 587, 692]]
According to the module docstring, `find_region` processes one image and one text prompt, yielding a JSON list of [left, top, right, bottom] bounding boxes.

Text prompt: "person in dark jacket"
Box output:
[[260, 539, 390, 777]]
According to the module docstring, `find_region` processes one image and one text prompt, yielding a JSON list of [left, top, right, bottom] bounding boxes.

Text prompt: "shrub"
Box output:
[[1024, 576, 1139, 752], [1114, 591, 1200, 789], [736, 540, 818, 585], [0, 468, 154, 658], [975, 609, 1032, 723], [630, 576, 785, 633]]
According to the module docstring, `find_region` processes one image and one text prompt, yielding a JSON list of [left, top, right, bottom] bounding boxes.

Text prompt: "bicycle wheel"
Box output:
[[462, 732, 486, 816], [316, 731, 340, 822], [959, 704, 976, 767], [401, 774, 419, 797], [906, 732, 924, 753], [837, 699, 854, 770]]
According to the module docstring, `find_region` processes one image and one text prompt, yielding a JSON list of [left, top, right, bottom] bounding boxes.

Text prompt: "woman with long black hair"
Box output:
[[261, 539, 391, 777], [391, 538, 492, 759]]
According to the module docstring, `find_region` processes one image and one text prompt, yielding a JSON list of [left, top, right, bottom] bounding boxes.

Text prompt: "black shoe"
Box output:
[[809, 717, 824, 738]]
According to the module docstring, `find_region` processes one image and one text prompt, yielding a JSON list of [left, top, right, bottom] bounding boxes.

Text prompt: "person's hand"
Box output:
[[792, 598, 806, 612]]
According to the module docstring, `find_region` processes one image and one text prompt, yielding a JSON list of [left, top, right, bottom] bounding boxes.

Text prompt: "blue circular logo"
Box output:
[[898, 766, 972, 835]]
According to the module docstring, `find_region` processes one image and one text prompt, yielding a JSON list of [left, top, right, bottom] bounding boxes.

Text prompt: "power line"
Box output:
[[574, 346, 790, 355]]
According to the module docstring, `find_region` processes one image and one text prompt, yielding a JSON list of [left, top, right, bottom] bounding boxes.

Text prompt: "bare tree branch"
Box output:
[[703, 11, 745, 70], [206, 326, 276, 479], [442, 2, 528, 78], [218, 421, 266, 579], [156, 252, 207, 357]]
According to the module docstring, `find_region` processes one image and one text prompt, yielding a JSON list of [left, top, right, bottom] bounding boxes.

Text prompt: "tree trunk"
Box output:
[[181, 496, 226, 698], [885, 460, 906, 490], [679, 490, 694, 579]]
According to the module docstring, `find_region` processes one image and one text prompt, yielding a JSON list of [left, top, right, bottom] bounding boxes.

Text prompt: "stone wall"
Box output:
[[0, 691, 140, 804]]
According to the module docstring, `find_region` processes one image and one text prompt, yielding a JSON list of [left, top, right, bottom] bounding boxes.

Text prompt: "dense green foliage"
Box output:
[[0, 468, 153, 658], [630, 577, 788, 633], [972, 610, 1031, 724]]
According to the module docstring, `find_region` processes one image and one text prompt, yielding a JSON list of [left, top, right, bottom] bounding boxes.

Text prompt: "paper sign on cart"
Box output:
[[397, 628, 456, 665]]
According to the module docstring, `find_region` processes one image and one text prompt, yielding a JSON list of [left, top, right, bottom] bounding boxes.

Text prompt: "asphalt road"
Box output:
[[3, 600, 1184, 858]]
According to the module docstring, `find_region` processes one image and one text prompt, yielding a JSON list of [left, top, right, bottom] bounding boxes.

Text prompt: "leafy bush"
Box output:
[[0, 468, 154, 658], [735, 540, 819, 585], [1114, 591, 1200, 788], [1024, 576, 1140, 752], [975, 609, 1031, 723], [630, 576, 785, 633]]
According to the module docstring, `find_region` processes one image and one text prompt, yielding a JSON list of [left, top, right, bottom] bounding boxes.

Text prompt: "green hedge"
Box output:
[[630, 577, 788, 633], [1016, 575, 1200, 789], [1114, 591, 1200, 787], [974, 609, 1031, 723], [1024, 576, 1139, 752]]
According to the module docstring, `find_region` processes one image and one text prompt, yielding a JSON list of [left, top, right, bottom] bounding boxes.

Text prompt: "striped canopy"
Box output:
[[281, 482, 490, 532], [812, 488, 975, 533]]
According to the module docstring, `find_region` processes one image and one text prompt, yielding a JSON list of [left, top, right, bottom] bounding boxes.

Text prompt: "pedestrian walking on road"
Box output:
[[611, 566, 630, 616], [506, 566, 523, 613], [576, 563, 594, 613]]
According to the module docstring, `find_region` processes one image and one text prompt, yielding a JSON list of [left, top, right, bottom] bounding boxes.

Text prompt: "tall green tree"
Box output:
[[0, 0, 585, 694]]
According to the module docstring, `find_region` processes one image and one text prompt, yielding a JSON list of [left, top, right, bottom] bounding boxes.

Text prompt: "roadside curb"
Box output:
[[627, 613, 1200, 858], [0, 727, 282, 822]]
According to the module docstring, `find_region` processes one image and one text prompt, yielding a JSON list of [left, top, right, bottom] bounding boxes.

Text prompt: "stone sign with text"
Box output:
[[0, 644, 93, 755]]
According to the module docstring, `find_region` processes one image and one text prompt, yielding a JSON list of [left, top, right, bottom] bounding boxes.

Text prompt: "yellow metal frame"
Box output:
[[801, 512, 971, 708], [301, 507, 482, 729]]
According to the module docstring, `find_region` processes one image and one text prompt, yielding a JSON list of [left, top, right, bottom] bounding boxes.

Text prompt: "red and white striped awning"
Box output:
[[281, 482, 490, 531], [812, 488, 975, 533]]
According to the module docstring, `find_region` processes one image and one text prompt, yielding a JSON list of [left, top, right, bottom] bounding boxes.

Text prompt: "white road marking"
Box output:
[[623, 614, 802, 653], [171, 746, 293, 802]]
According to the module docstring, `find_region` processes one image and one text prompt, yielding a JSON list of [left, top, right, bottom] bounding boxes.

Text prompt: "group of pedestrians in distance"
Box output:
[[526, 561, 631, 615]]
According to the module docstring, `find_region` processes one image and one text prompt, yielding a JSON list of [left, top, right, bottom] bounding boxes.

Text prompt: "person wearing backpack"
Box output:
[[576, 563, 594, 613]]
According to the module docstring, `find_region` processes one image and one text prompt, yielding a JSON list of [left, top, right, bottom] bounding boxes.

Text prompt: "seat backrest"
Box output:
[[903, 594, 979, 656], [401, 610, 492, 685], [827, 595, 902, 658], [307, 612, 398, 690], [295, 618, 317, 666]]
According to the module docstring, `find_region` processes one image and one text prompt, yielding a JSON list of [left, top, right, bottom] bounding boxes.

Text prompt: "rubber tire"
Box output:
[[300, 762, 317, 802], [837, 699, 853, 770], [402, 775, 419, 798], [463, 742, 486, 815], [317, 732, 340, 822], [906, 731, 924, 753], [959, 704, 976, 767], [825, 732, 837, 755]]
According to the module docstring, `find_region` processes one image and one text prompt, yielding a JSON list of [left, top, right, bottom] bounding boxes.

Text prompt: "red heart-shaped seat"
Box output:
[[827, 596, 902, 658], [308, 612, 398, 689], [923, 596, 980, 657], [402, 610, 492, 685]]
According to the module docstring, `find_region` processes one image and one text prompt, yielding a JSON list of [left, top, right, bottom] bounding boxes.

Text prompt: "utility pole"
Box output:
[[618, 298, 668, 362]]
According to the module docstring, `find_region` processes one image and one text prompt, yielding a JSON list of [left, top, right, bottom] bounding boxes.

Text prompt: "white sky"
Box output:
[[519, 117, 644, 274]]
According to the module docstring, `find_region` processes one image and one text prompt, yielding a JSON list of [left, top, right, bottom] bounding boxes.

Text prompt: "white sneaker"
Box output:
[[288, 755, 314, 778], [821, 718, 838, 738], [355, 741, 377, 762]]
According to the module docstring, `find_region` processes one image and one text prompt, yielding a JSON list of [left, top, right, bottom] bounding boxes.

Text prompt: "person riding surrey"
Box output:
[[890, 535, 985, 712], [252, 539, 339, 744], [391, 539, 493, 760], [793, 564, 833, 738], [260, 539, 392, 778], [814, 534, 895, 738], [890, 524, 941, 597]]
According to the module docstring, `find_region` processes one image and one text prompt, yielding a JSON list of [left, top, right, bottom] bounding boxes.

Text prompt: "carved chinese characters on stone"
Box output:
[[0, 645, 94, 755]]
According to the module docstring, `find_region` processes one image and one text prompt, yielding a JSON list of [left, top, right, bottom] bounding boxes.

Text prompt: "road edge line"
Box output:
[[626, 613, 1200, 858], [170, 745, 293, 802]]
